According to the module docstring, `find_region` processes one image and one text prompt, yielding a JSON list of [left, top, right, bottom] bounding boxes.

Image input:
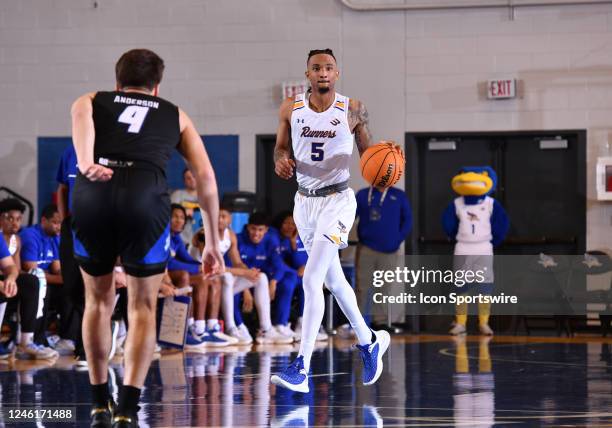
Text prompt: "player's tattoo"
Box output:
[[350, 101, 373, 155], [274, 147, 290, 163]]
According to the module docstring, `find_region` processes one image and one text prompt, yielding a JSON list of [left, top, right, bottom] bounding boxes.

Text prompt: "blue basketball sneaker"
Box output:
[[200, 331, 229, 347], [208, 323, 239, 345], [184, 328, 206, 350], [0, 341, 11, 359], [270, 355, 309, 393], [356, 330, 390, 385], [362, 405, 383, 428], [270, 405, 309, 427]]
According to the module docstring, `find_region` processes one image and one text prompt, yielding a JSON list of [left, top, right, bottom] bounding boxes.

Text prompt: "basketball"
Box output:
[[360, 141, 405, 188]]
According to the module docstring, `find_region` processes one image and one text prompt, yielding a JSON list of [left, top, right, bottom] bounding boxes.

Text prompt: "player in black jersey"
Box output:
[[70, 49, 224, 428]]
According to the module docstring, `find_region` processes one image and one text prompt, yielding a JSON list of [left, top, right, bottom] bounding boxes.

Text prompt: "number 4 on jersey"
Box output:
[[118, 105, 150, 133]]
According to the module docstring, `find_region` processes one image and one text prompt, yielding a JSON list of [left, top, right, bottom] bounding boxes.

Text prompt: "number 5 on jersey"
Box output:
[[118, 105, 150, 133], [311, 142, 324, 161]]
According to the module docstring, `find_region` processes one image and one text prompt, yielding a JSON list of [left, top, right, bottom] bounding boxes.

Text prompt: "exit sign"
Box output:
[[282, 80, 308, 100], [487, 79, 517, 99]]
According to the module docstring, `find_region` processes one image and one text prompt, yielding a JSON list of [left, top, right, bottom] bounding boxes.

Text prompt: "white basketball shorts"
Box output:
[[293, 188, 356, 252]]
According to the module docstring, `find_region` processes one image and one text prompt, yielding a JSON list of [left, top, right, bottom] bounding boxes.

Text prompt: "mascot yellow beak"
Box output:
[[451, 171, 493, 196]]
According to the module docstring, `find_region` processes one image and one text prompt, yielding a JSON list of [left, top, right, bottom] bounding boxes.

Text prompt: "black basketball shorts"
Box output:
[[71, 167, 171, 278]]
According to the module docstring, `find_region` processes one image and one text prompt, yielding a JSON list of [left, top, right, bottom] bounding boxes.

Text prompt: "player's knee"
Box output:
[[128, 294, 157, 317], [302, 276, 320, 296], [285, 271, 298, 288], [85, 294, 115, 316], [210, 277, 222, 291], [257, 272, 268, 287], [127, 305, 156, 327], [175, 270, 190, 287], [324, 270, 349, 294], [221, 272, 234, 288]]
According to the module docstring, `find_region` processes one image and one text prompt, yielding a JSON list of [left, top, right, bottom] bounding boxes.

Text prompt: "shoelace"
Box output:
[[285, 357, 305, 376]]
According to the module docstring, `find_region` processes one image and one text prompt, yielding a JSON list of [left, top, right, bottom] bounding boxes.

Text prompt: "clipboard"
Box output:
[[157, 295, 191, 349]]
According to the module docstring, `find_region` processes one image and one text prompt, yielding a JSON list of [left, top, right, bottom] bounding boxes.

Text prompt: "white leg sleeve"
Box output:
[[252, 273, 272, 331], [325, 254, 371, 346], [298, 240, 336, 371], [221, 273, 236, 330], [230, 273, 272, 332]]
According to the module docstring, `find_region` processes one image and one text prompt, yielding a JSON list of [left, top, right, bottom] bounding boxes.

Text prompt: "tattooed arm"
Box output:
[[348, 99, 374, 156], [274, 97, 296, 180], [349, 98, 404, 158]]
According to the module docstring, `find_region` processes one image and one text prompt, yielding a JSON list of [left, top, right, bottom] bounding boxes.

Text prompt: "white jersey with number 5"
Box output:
[[291, 92, 353, 190]]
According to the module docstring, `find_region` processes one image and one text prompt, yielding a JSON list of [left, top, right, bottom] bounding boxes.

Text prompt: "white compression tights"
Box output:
[[221, 272, 272, 332], [299, 240, 371, 371]]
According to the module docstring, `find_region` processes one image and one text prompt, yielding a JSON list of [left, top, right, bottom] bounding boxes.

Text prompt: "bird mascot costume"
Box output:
[[442, 167, 509, 336]]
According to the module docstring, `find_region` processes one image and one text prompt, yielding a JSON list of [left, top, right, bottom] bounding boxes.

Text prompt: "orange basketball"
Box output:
[[360, 141, 405, 188]]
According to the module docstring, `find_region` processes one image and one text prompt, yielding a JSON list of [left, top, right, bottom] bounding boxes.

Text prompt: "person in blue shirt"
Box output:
[[234, 212, 295, 344], [167, 204, 228, 348], [55, 145, 86, 360], [0, 198, 25, 265], [195, 206, 284, 346], [355, 185, 412, 327], [20, 204, 62, 280], [19, 204, 64, 351], [168, 204, 202, 275], [0, 227, 56, 360], [0, 198, 55, 360], [56, 145, 78, 218]]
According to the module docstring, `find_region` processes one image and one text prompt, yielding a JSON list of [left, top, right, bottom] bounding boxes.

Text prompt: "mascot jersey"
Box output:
[[442, 166, 509, 256]]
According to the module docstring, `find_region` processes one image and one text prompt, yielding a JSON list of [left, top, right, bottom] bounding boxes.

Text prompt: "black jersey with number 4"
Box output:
[[92, 91, 180, 173]]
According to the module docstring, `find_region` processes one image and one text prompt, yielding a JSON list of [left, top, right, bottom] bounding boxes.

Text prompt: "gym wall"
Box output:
[[0, 0, 610, 249]]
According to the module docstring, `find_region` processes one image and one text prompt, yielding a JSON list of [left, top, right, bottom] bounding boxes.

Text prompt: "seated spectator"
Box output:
[[171, 168, 200, 245], [159, 270, 179, 298], [0, 220, 56, 360], [234, 213, 295, 344], [191, 207, 285, 345], [271, 211, 327, 342], [0, 198, 25, 260], [19, 204, 69, 353], [167, 204, 229, 348], [168, 204, 201, 275], [188, 227, 237, 346]]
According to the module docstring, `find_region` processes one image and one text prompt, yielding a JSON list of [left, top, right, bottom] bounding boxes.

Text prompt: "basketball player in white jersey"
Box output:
[[270, 49, 392, 393], [193, 207, 289, 344]]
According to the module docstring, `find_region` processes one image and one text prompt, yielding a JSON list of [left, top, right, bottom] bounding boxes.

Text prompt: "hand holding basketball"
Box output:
[[360, 141, 405, 188]]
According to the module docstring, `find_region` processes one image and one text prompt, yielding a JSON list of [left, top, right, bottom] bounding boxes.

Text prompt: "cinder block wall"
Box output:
[[0, 0, 610, 249]]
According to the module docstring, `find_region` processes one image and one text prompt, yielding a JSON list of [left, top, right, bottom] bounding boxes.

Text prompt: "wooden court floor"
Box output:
[[0, 334, 611, 427]]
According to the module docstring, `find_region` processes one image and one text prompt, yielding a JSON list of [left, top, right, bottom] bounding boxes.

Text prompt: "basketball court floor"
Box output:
[[0, 334, 610, 427]]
